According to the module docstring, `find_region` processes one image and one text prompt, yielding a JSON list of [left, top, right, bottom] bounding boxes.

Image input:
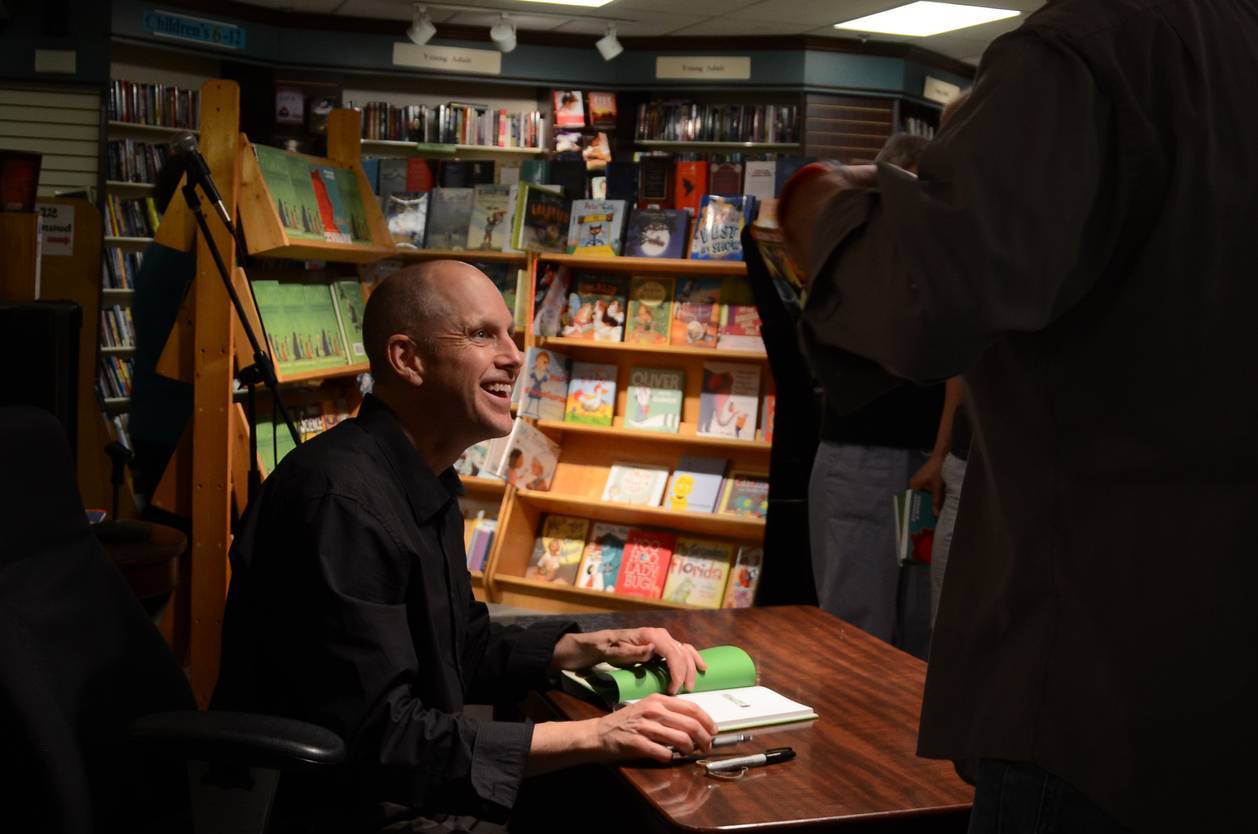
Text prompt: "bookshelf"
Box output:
[[361, 140, 545, 157], [637, 141, 801, 152]]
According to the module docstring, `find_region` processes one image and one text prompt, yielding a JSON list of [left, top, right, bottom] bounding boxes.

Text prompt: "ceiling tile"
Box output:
[[667, 18, 817, 37], [549, 15, 710, 36], [608, 0, 764, 15]]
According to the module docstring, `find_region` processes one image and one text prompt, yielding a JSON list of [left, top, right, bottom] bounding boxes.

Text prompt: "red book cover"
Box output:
[[405, 158, 434, 192], [673, 160, 708, 217], [615, 529, 677, 599]]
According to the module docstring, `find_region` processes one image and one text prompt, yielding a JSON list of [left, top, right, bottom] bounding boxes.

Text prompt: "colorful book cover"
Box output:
[[708, 162, 744, 198], [553, 90, 586, 127], [722, 545, 763, 608], [582, 131, 612, 171], [517, 347, 571, 421], [493, 418, 562, 491], [256, 280, 349, 376], [699, 362, 761, 440], [531, 262, 571, 337], [625, 277, 673, 345], [663, 538, 734, 609], [499, 184, 521, 254], [623, 208, 689, 259], [466, 184, 512, 250], [312, 166, 350, 243], [898, 489, 938, 565], [566, 199, 626, 257], [718, 472, 770, 520], [512, 182, 570, 253], [761, 378, 776, 443], [332, 166, 373, 244], [527, 515, 589, 584], [473, 261, 516, 319], [299, 282, 350, 370], [424, 187, 474, 249], [674, 160, 708, 217], [689, 194, 755, 261], [252, 144, 323, 242], [385, 191, 428, 246], [615, 529, 677, 600], [601, 462, 670, 507], [331, 279, 367, 362], [454, 440, 492, 478], [670, 277, 722, 348], [587, 91, 618, 128], [576, 522, 629, 592], [624, 366, 683, 434], [561, 274, 627, 342], [563, 361, 617, 426], [743, 160, 777, 202], [664, 456, 727, 513], [717, 279, 765, 352], [405, 157, 436, 192]]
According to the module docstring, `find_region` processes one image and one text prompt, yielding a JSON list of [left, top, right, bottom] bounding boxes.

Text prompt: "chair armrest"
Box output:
[[130, 710, 346, 770]]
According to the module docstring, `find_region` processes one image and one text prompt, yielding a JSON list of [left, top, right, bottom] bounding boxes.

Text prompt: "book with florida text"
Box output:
[[615, 529, 676, 599], [527, 514, 589, 584], [663, 537, 734, 609]]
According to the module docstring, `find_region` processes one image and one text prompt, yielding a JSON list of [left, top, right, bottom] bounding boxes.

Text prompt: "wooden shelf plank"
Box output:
[[462, 476, 507, 495], [390, 248, 529, 264], [274, 362, 370, 386], [106, 180, 156, 192], [361, 139, 545, 156], [516, 489, 765, 541], [247, 240, 396, 264], [493, 574, 702, 613], [637, 140, 801, 151], [108, 120, 199, 136], [536, 420, 770, 452], [101, 345, 136, 354], [101, 288, 135, 302], [538, 336, 767, 362], [537, 253, 747, 277]]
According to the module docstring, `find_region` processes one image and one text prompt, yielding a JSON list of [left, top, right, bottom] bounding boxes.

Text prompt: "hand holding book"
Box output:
[[550, 626, 708, 694]]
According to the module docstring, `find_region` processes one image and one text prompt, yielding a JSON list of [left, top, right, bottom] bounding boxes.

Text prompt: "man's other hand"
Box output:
[[551, 627, 707, 694], [586, 694, 719, 763], [910, 454, 947, 515]]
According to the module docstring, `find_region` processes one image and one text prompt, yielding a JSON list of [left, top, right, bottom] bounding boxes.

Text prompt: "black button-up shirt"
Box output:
[[214, 395, 574, 831]]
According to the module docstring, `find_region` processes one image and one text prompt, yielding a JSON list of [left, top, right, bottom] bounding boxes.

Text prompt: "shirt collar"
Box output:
[[356, 394, 465, 523]]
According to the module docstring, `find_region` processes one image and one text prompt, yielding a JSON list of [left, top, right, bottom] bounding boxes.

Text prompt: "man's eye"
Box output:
[[471, 329, 490, 339]]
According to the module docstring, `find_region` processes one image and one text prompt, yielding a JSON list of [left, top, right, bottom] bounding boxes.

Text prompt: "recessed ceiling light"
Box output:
[[517, 0, 615, 7], [834, 2, 1020, 37]]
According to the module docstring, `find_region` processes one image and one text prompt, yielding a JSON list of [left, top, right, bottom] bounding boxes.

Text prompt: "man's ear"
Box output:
[[385, 334, 425, 387]]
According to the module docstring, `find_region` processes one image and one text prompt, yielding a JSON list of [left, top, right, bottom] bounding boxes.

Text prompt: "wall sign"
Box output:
[[923, 75, 962, 105], [38, 204, 74, 257], [656, 56, 752, 81], [143, 9, 247, 50], [392, 43, 503, 76]]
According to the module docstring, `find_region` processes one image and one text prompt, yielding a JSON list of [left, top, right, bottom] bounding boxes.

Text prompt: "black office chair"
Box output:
[[0, 406, 345, 834]]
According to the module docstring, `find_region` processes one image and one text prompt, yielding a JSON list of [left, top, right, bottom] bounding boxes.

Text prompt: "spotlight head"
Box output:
[[490, 14, 517, 53], [407, 5, 435, 46], [596, 23, 622, 61]]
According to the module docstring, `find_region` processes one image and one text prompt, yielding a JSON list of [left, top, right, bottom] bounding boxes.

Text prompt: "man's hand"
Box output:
[[910, 454, 947, 515], [779, 163, 878, 277], [551, 627, 707, 694]]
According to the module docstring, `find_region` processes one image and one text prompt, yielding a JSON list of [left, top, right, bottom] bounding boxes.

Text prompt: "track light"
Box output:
[[490, 14, 517, 53], [407, 5, 435, 46], [596, 23, 622, 61]]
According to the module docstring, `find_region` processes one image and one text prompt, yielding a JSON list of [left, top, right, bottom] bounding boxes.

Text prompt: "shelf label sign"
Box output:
[[656, 56, 751, 81], [38, 204, 74, 257], [143, 9, 247, 50], [393, 43, 503, 76], [923, 76, 962, 105]]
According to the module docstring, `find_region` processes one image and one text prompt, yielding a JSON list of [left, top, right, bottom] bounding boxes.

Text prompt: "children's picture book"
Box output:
[[454, 440, 492, 478], [253, 279, 349, 376], [718, 472, 770, 520], [531, 262, 571, 337], [717, 279, 765, 352], [566, 199, 626, 257], [564, 361, 617, 426], [512, 182, 570, 253], [576, 522, 629, 592], [587, 91, 618, 128], [625, 276, 674, 345], [582, 131, 612, 171], [561, 274, 627, 342], [722, 546, 763, 608], [624, 366, 683, 433], [516, 347, 571, 421], [330, 279, 367, 362], [466, 184, 512, 250], [743, 160, 777, 202], [527, 515, 589, 584], [674, 160, 708, 217], [689, 194, 756, 260], [491, 418, 561, 491], [671, 277, 722, 348], [708, 161, 744, 197], [623, 207, 689, 258], [699, 362, 761, 440], [896, 489, 938, 564], [663, 537, 734, 608], [664, 456, 728, 513], [552, 90, 586, 127], [424, 187, 474, 249], [601, 462, 670, 507], [384, 191, 428, 246], [615, 529, 677, 599]]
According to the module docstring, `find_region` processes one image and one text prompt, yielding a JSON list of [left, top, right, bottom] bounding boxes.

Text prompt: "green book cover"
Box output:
[[253, 145, 322, 241], [332, 166, 373, 244], [626, 276, 673, 345], [298, 282, 348, 371], [624, 366, 683, 433], [331, 280, 367, 362], [565, 645, 756, 704], [251, 279, 297, 375]]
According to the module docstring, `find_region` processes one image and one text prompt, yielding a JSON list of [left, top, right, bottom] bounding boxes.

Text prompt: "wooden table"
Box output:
[[525, 606, 972, 833]]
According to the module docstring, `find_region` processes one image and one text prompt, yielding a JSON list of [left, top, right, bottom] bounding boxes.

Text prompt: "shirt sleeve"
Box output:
[[800, 29, 1110, 409], [461, 592, 579, 704]]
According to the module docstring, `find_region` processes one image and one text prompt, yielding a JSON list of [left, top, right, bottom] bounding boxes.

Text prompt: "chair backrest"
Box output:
[[0, 406, 196, 834]]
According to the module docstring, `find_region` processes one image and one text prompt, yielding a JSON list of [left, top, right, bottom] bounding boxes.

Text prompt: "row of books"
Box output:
[[527, 515, 762, 609], [102, 249, 143, 290], [106, 139, 172, 185], [253, 144, 373, 246], [250, 279, 367, 377], [105, 195, 159, 239], [108, 79, 200, 129], [635, 102, 799, 145], [601, 458, 768, 519], [350, 100, 545, 148], [100, 305, 135, 348], [465, 516, 497, 572], [255, 399, 354, 474], [98, 356, 133, 400], [552, 90, 618, 129], [903, 117, 937, 139]]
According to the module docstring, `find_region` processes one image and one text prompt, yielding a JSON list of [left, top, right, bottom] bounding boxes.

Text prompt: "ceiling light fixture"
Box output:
[[490, 14, 517, 53], [833, 1, 1020, 37], [406, 4, 435, 46], [596, 23, 623, 61]]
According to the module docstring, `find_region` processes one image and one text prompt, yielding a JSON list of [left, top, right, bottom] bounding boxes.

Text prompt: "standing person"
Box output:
[[780, 1, 1258, 832]]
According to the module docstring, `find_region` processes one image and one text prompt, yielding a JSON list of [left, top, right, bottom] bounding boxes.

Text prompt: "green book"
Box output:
[[253, 144, 323, 241], [331, 279, 367, 362], [298, 283, 348, 371]]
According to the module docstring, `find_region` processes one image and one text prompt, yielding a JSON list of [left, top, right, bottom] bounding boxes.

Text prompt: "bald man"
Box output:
[[214, 262, 717, 833]]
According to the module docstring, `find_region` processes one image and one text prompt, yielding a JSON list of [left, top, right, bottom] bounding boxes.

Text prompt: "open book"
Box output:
[[561, 645, 817, 732]]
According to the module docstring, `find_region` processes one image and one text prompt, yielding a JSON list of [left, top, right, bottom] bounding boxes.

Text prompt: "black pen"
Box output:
[[704, 746, 796, 773]]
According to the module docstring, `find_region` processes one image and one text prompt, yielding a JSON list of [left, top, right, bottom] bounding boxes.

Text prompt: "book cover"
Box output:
[[671, 277, 722, 348], [465, 519, 496, 572], [674, 160, 708, 217], [564, 361, 617, 426], [664, 456, 728, 513], [527, 515, 590, 584], [472, 260, 516, 318], [466, 184, 512, 250], [761, 377, 776, 443], [553, 90, 586, 127], [566, 199, 626, 257], [531, 262, 571, 337], [520, 159, 550, 185], [625, 277, 673, 345], [550, 158, 588, 201], [385, 191, 428, 246], [587, 91, 618, 128], [582, 131, 612, 171], [406, 157, 435, 192], [424, 187, 474, 249], [743, 160, 777, 201], [497, 162, 521, 186], [437, 159, 468, 188], [637, 156, 673, 207], [576, 522, 629, 592], [331, 279, 367, 362], [376, 158, 406, 211], [605, 161, 639, 204], [454, 440, 492, 478], [554, 130, 582, 155], [699, 362, 761, 440], [663, 538, 734, 608], [517, 347, 571, 421], [512, 183, 570, 253], [624, 366, 683, 433], [622, 208, 689, 259], [312, 166, 352, 243], [717, 279, 765, 352], [252, 144, 324, 242], [689, 194, 755, 260], [601, 462, 670, 507], [493, 418, 562, 491], [898, 489, 938, 564], [561, 274, 627, 342], [708, 161, 744, 197], [722, 546, 763, 608], [615, 529, 676, 599], [718, 472, 770, 520]]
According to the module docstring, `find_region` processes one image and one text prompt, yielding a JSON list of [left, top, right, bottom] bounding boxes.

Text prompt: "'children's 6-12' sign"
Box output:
[[144, 9, 246, 50]]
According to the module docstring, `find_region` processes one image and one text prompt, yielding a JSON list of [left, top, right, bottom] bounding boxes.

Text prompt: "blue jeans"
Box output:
[[968, 760, 1131, 834]]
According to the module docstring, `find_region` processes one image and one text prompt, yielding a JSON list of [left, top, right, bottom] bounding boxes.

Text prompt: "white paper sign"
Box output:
[[923, 76, 962, 105], [38, 204, 74, 256], [656, 56, 751, 81], [392, 43, 502, 76]]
